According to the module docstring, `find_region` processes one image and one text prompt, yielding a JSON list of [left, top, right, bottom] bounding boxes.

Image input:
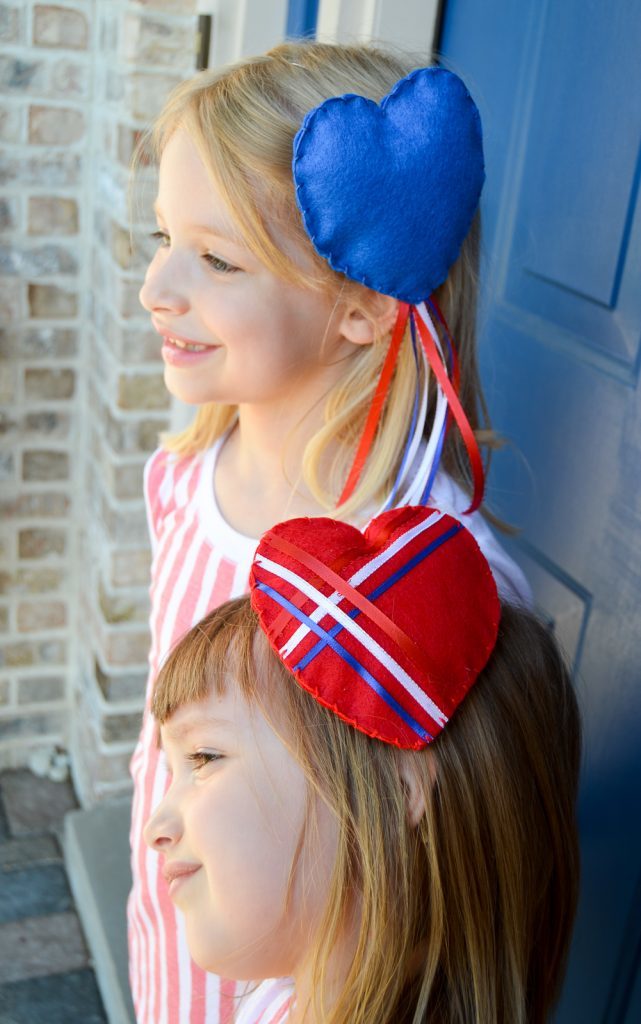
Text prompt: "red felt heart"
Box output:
[[250, 506, 500, 749]]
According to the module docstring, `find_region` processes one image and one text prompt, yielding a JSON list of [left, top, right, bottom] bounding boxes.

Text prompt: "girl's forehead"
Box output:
[[160, 677, 284, 746], [161, 699, 236, 743], [156, 127, 326, 283], [161, 682, 306, 790], [156, 131, 243, 239]]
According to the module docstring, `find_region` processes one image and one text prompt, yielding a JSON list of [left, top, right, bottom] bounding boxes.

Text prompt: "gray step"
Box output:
[[64, 798, 135, 1024]]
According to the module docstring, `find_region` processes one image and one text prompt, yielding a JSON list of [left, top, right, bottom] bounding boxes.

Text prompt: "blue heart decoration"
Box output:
[[292, 67, 484, 303]]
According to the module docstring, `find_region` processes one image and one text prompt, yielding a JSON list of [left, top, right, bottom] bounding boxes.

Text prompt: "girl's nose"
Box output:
[[144, 796, 182, 851], [138, 257, 190, 317]]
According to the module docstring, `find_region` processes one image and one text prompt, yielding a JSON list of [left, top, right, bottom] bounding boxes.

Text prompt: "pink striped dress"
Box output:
[[127, 439, 531, 1024]]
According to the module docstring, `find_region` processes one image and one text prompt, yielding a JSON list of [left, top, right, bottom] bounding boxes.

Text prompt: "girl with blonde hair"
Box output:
[[129, 39, 531, 1023], [145, 506, 580, 1023]]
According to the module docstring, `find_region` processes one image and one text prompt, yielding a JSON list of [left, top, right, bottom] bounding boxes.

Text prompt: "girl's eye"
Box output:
[[150, 229, 170, 247], [148, 233, 237, 275], [203, 253, 238, 274], [186, 751, 223, 772]]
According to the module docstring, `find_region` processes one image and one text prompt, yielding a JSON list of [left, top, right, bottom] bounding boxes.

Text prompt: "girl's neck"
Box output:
[[214, 397, 332, 538], [286, 900, 360, 1024]]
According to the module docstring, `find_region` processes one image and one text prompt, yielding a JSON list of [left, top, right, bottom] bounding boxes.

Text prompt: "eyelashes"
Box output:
[[186, 751, 224, 772], [149, 231, 239, 275], [149, 229, 170, 247], [202, 253, 238, 274]]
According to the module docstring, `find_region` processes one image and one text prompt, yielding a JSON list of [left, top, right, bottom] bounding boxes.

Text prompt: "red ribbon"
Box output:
[[413, 307, 484, 513], [263, 529, 436, 682], [429, 296, 461, 391], [337, 302, 410, 506], [337, 297, 484, 514], [268, 507, 419, 641]]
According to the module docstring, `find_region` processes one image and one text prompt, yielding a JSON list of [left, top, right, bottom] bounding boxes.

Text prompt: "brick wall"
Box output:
[[0, 0, 92, 767], [1, 0, 198, 803]]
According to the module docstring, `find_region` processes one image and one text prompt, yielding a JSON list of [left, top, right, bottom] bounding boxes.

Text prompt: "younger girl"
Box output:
[[129, 40, 531, 1024], [145, 506, 580, 1024]]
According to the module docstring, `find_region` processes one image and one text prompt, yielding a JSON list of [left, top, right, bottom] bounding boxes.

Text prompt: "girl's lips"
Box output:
[[163, 861, 202, 898], [161, 336, 220, 367]]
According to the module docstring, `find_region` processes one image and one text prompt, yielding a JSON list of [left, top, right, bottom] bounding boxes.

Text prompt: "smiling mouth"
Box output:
[[166, 337, 211, 353]]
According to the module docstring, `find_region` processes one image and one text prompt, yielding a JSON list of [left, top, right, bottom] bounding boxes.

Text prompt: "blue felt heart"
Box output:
[[292, 66, 484, 303]]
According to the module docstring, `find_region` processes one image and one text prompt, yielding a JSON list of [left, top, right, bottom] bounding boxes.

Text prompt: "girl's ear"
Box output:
[[338, 293, 398, 347], [397, 749, 435, 827]]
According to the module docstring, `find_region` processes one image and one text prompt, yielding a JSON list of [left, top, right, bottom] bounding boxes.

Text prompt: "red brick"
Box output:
[[28, 196, 79, 236], [28, 283, 78, 319], [17, 601, 67, 632], [29, 105, 85, 146], [18, 528, 66, 559], [33, 5, 88, 49]]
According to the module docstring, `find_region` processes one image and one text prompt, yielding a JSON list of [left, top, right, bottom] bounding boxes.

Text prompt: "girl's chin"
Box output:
[[163, 367, 224, 406]]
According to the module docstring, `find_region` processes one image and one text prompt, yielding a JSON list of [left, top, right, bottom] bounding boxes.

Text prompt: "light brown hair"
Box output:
[[134, 42, 496, 520], [153, 598, 581, 1023]]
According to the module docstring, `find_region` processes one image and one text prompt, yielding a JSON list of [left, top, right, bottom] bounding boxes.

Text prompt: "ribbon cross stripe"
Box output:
[[250, 505, 500, 748]]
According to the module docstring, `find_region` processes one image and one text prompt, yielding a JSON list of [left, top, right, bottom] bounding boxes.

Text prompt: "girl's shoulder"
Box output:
[[143, 440, 223, 549], [429, 471, 533, 609], [143, 447, 173, 507]]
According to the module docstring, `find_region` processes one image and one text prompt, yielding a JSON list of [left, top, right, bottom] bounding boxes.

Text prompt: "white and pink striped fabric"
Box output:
[[128, 440, 288, 1024], [128, 438, 531, 1024]]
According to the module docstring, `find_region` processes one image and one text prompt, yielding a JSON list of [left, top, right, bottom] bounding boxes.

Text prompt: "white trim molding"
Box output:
[[317, 0, 442, 55], [199, 0, 289, 67]]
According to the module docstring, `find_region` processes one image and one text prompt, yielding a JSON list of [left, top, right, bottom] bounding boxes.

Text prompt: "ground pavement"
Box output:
[[0, 769, 107, 1024]]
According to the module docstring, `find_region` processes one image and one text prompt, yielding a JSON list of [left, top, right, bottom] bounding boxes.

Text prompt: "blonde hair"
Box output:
[[153, 599, 581, 1024], [134, 42, 495, 520]]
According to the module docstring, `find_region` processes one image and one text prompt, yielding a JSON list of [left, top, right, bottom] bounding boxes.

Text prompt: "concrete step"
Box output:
[[64, 798, 135, 1024]]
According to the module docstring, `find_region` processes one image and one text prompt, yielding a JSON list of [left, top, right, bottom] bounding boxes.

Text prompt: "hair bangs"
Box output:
[[151, 597, 261, 723], [146, 62, 337, 293]]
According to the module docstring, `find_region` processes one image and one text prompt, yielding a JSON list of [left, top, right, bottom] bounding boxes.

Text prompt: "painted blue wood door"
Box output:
[[286, 0, 319, 39], [440, 2, 641, 1021]]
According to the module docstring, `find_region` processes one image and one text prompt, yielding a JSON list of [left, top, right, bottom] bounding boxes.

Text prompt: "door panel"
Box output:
[[440, 2, 641, 1021], [510, 4, 641, 307]]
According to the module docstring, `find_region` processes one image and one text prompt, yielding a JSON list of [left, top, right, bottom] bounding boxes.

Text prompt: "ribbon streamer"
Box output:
[[337, 302, 410, 506], [414, 302, 484, 513], [338, 297, 484, 514]]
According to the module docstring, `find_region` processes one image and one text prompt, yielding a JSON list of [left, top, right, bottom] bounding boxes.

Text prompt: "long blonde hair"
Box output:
[[134, 41, 495, 521], [153, 598, 581, 1024]]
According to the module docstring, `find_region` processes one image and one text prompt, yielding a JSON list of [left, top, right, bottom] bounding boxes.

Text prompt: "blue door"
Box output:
[[440, 1, 641, 1020], [286, 0, 319, 38]]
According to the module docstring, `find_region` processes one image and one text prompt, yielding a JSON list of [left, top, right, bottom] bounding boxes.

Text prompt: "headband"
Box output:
[[292, 66, 486, 512], [250, 505, 500, 749]]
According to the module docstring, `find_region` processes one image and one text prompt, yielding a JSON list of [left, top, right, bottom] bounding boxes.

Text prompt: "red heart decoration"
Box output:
[[250, 506, 500, 749]]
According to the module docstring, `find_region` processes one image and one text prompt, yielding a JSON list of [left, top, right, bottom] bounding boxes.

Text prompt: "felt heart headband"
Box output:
[[292, 66, 486, 512], [250, 505, 500, 748]]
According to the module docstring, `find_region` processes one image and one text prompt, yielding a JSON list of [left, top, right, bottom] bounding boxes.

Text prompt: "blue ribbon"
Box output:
[[383, 314, 422, 511], [294, 521, 462, 672], [255, 581, 431, 741]]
